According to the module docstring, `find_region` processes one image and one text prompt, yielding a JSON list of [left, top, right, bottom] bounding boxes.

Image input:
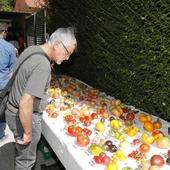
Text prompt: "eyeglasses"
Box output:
[[60, 42, 69, 55]]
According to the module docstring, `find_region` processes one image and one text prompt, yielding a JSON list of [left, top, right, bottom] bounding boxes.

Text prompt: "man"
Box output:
[[0, 22, 16, 140], [5, 27, 77, 170]]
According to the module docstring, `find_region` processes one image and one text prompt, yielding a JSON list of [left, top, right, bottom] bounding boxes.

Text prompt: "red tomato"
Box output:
[[82, 128, 92, 136], [76, 134, 90, 146], [150, 155, 165, 167], [75, 126, 83, 136], [83, 116, 91, 126], [122, 108, 129, 113], [99, 152, 107, 159], [79, 96, 85, 101], [84, 116, 91, 122], [133, 139, 140, 145], [50, 111, 58, 118], [93, 156, 102, 164], [101, 155, 111, 165], [119, 114, 126, 120], [67, 126, 81, 137], [79, 116, 86, 123], [91, 113, 98, 119], [168, 150, 170, 158], [68, 119, 76, 124], [126, 112, 135, 120], [67, 125, 77, 137]]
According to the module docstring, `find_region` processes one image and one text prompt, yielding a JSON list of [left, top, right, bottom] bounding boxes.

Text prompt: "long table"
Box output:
[[41, 77, 170, 170]]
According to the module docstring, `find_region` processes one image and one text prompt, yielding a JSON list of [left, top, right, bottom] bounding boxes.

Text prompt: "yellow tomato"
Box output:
[[110, 119, 122, 130], [107, 161, 118, 170], [124, 126, 138, 136], [95, 121, 106, 132], [141, 132, 155, 144]]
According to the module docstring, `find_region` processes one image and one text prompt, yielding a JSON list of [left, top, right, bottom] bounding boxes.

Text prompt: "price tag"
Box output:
[[84, 150, 91, 156], [89, 160, 95, 167], [72, 144, 78, 149]]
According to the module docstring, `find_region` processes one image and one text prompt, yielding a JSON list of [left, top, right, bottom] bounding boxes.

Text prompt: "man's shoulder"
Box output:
[[0, 38, 15, 49], [19, 46, 51, 70]]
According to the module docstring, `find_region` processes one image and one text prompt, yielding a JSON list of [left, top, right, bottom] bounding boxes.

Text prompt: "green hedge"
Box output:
[[47, 0, 170, 121]]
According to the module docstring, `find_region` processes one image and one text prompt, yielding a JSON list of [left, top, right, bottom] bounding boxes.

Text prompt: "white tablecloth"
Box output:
[[42, 77, 170, 170], [42, 111, 170, 170]]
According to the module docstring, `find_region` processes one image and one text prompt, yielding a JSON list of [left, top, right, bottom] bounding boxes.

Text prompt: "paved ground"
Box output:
[[0, 125, 65, 170]]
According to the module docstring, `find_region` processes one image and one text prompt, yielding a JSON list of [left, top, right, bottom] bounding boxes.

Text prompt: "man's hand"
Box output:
[[17, 132, 32, 145], [18, 93, 35, 145]]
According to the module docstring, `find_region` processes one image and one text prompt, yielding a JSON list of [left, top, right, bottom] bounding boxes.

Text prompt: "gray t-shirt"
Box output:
[[7, 45, 51, 113]]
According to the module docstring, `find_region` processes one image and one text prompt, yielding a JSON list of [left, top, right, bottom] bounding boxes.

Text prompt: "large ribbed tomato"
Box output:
[[76, 134, 90, 146]]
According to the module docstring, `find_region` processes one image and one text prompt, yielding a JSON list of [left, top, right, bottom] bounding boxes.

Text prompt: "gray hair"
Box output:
[[48, 27, 77, 47], [0, 22, 8, 32]]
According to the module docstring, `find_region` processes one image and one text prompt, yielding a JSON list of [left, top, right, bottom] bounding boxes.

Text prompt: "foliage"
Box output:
[[0, 0, 15, 11], [46, 0, 170, 121]]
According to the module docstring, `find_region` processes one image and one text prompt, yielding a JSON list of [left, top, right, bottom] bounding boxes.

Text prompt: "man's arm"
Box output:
[[17, 93, 35, 145], [8, 45, 17, 79]]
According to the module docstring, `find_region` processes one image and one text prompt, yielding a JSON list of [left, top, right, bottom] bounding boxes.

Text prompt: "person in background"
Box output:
[[17, 32, 25, 55], [7, 30, 19, 57], [0, 22, 16, 140], [5, 27, 77, 170], [7, 31, 19, 49]]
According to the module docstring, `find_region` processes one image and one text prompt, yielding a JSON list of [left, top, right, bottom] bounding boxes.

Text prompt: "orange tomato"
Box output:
[[146, 115, 152, 122], [152, 130, 164, 140], [141, 132, 155, 144], [153, 119, 162, 129], [139, 114, 152, 123], [144, 121, 154, 132], [139, 114, 147, 123], [139, 143, 150, 153], [101, 112, 109, 119]]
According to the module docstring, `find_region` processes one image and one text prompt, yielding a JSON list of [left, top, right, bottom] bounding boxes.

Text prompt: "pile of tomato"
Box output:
[[47, 75, 170, 170]]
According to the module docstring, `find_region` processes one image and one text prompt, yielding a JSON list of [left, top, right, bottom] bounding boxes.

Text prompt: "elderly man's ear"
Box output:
[[53, 41, 60, 51]]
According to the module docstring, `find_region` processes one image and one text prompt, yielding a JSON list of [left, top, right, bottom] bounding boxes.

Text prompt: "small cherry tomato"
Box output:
[[126, 112, 135, 120], [133, 139, 140, 145]]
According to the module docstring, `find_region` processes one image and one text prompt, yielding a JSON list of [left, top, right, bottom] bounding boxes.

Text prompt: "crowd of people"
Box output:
[[0, 21, 77, 170]]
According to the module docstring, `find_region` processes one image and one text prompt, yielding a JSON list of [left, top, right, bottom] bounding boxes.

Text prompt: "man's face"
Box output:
[[52, 42, 76, 64]]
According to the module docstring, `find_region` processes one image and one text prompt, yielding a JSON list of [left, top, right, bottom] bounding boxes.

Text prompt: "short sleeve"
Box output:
[[24, 69, 50, 99]]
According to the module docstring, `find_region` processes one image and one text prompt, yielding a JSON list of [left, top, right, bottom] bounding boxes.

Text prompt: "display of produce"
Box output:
[[44, 75, 170, 170]]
